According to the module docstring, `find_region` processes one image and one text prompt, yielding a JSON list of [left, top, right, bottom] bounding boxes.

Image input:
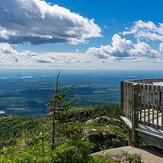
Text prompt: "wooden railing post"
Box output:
[[132, 84, 139, 147], [121, 81, 132, 145], [121, 81, 124, 114]]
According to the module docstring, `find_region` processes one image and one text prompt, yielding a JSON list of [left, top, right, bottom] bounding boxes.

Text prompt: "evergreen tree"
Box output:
[[48, 72, 78, 150]]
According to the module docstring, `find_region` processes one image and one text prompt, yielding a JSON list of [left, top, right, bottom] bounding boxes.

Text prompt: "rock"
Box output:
[[89, 133, 104, 143], [83, 128, 98, 137], [83, 116, 124, 152], [112, 138, 122, 147], [103, 131, 116, 138], [95, 116, 111, 123], [85, 119, 94, 125], [82, 128, 89, 137], [83, 127, 122, 152], [112, 118, 121, 123], [91, 146, 163, 163], [91, 128, 98, 132]]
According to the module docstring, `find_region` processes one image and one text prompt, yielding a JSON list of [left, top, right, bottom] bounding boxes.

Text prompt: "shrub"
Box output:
[[52, 140, 93, 163], [125, 153, 142, 163]]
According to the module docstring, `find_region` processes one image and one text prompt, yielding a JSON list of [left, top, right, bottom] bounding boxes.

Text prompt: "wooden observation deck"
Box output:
[[121, 79, 163, 149]]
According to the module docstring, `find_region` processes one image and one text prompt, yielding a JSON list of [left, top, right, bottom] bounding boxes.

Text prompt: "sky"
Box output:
[[0, 0, 163, 69]]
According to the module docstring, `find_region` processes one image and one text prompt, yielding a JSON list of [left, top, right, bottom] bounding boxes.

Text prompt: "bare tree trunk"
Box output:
[[51, 71, 61, 150], [51, 108, 55, 150]]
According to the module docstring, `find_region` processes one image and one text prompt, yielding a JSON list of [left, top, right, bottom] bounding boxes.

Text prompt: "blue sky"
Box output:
[[0, 0, 163, 69], [17, 0, 163, 53]]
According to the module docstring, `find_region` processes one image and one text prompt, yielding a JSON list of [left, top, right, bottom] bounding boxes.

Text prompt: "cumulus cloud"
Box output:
[[0, 0, 101, 45], [122, 20, 163, 42], [160, 42, 163, 52], [0, 43, 90, 67], [86, 34, 159, 61], [0, 42, 162, 69], [0, 43, 17, 54], [1, 16, 163, 68]]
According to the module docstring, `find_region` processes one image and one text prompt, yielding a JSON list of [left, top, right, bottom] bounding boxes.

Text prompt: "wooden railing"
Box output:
[[121, 79, 163, 130]]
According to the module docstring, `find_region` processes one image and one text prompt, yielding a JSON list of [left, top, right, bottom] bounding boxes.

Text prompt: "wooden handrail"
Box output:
[[121, 79, 163, 148], [121, 79, 163, 130]]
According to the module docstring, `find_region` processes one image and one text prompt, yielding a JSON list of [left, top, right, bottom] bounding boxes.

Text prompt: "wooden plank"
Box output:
[[121, 79, 163, 149], [125, 81, 132, 120], [131, 78, 163, 83], [136, 123, 163, 149], [147, 85, 150, 126], [139, 85, 143, 124], [161, 86, 163, 130], [121, 81, 124, 115], [154, 85, 157, 129], [156, 86, 160, 129], [136, 127, 163, 140], [144, 84, 147, 125], [142, 84, 146, 125], [137, 128, 163, 150], [120, 116, 132, 146], [128, 129, 132, 146], [120, 116, 132, 129], [132, 84, 139, 147], [125, 81, 129, 119], [129, 82, 133, 120], [152, 85, 155, 128]]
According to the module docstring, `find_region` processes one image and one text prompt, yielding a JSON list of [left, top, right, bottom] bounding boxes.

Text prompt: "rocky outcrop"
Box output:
[[95, 116, 111, 123], [92, 146, 163, 163], [83, 116, 123, 152]]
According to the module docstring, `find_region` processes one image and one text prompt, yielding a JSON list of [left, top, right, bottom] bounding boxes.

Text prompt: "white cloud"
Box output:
[[0, 43, 162, 69], [1, 18, 163, 69], [153, 59, 163, 63], [159, 42, 163, 52], [0, 0, 101, 45], [86, 34, 159, 60], [122, 20, 163, 42], [0, 43, 17, 54], [0, 43, 90, 67]]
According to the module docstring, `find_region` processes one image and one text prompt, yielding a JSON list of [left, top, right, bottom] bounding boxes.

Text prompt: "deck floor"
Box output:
[[139, 109, 162, 127]]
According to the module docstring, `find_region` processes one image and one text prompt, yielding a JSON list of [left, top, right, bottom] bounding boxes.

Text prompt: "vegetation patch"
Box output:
[[0, 76, 126, 162]]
